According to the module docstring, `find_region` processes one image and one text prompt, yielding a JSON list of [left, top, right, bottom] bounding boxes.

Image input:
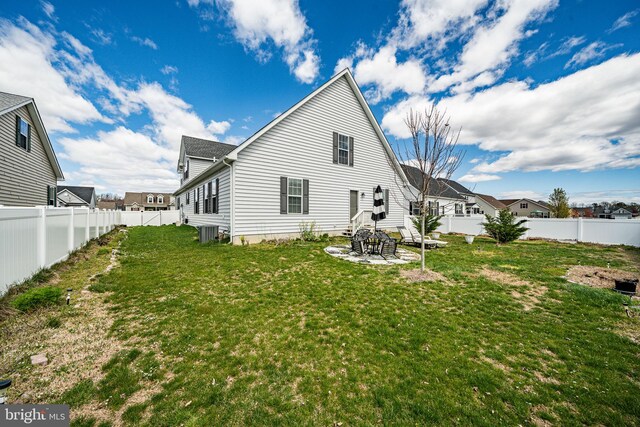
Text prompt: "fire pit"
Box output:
[[614, 279, 638, 296]]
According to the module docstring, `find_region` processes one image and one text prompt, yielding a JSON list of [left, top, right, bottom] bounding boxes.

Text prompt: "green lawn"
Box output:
[[5, 225, 640, 426]]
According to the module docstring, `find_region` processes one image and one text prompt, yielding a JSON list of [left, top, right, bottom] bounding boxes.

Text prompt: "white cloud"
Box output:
[[206, 119, 231, 135], [608, 9, 638, 33], [431, 0, 558, 92], [222, 135, 244, 145], [349, 46, 428, 103], [568, 189, 640, 205], [565, 41, 621, 68], [89, 27, 112, 45], [131, 36, 158, 50], [160, 65, 178, 74], [58, 127, 178, 193], [41, 1, 56, 20], [0, 18, 107, 132], [458, 173, 501, 182], [383, 53, 640, 173], [390, 0, 489, 50], [197, 0, 320, 83], [498, 190, 544, 200]]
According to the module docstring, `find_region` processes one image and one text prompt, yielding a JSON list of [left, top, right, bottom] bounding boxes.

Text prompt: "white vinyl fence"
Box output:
[[0, 207, 180, 295], [120, 210, 180, 227], [404, 216, 640, 247]]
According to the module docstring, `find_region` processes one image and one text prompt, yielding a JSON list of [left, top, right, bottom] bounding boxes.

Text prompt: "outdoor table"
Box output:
[[366, 236, 381, 254]]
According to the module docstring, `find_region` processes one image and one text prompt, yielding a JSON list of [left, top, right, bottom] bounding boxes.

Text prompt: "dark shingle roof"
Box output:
[[475, 193, 506, 210], [439, 178, 473, 195], [57, 186, 94, 204], [400, 165, 465, 200], [0, 91, 31, 114], [498, 199, 519, 206], [182, 135, 236, 159]]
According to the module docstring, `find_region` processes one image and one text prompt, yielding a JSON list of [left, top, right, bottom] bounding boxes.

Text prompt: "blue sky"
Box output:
[[0, 0, 638, 204]]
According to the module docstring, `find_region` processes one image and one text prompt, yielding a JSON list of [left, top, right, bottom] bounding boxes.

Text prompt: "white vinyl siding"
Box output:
[[233, 75, 408, 238], [175, 166, 231, 232]]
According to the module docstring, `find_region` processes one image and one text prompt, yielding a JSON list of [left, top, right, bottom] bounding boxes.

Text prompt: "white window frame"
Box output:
[[157, 195, 164, 204], [337, 133, 349, 165], [287, 177, 303, 214], [147, 194, 154, 204]]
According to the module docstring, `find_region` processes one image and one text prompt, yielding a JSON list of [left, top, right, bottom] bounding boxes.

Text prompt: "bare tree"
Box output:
[[392, 105, 465, 271]]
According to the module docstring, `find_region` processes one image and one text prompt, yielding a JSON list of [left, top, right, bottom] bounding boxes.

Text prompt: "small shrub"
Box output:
[[239, 235, 247, 246], [411, 214, 443, 236], [482, 209, 528, 244], [299, 221, 320, 241], [11, 286, 63, 312], [46, 316, 62, 328]]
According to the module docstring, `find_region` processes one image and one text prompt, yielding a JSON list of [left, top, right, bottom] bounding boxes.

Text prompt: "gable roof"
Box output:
[[475, 193, 506, 210], [0, 91, 64, 180], [439, 178, 473, 195], [500, 198, 550, 210], [182, 135, 236, 160], [57, 186, 95, 204], [400, 164, 465, 200], [174, 68, 409, 195], [0, 92, 31, 114]]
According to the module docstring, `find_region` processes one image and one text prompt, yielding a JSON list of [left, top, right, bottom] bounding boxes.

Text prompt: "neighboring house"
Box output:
[[124, 192, 175, 211], [174, 69, 410, 244], [0, 91, 64, 206], [474, 193, 507, 217], [438, 178, 487, 216], [499, 198, 551, 218], [594, 206, 633, 219], [97, 199, 124, 210], [57, 186, 96, 208], [400, 165, 466, 216]]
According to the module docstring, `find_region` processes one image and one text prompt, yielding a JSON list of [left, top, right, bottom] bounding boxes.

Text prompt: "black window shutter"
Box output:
[[332, 132, 338, 164], [384, 189, 389, 215], [214, 178, 219, 214], [15, 115, 20, 147], [27, 123, 31, 152], [303, 179, 309, 215], [46, 185, 50, 205], [348, 136, 354, 166], [280, 177, 287, 214]]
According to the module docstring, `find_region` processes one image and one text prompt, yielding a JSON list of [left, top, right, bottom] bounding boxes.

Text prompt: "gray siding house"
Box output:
[[57, 186, 96, 208], [0, 92, 64, 207], [174, 69, 410, 244]]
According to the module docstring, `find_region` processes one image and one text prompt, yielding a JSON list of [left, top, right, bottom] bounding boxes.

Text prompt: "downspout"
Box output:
[[222, 158, 234, 243]]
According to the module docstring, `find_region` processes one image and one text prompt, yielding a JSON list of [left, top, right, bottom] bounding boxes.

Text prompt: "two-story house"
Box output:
[[174, 69, 411, 244]]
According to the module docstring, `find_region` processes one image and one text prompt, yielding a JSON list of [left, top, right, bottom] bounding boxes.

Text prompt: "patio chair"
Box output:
[[351, 236, 367, 256], [424, 234, 448, 248], [397, 226, 419, 246], [379, 238, 398, 259]]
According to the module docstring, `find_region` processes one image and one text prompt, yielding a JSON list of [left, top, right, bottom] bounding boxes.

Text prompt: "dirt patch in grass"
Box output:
[[400, 268, 448, 283], [479, 268, 547, 311], [566, 266, 640, 290]]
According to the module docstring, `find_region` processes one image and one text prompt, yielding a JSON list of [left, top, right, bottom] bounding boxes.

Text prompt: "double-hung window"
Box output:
[[210, 180, 217, 214], [147, 194, 154, 204], [287, 178, 303, 214], [455, 203, 463, 215], [158, 195, 164, 204], [338, 134, 349, 165], [204, 183, 210, 213], [16, 116, 30, 151], [194, 188, 200, 214]]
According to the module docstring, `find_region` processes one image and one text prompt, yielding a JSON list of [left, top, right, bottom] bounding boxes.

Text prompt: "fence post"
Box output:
[[37, 207, 46, 268], [159, 210, 163, 225], [577, 217, 583, 242], [85, 209, 90, 242], [68, 208, 74, 253], [94, 210, 100, 238]]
